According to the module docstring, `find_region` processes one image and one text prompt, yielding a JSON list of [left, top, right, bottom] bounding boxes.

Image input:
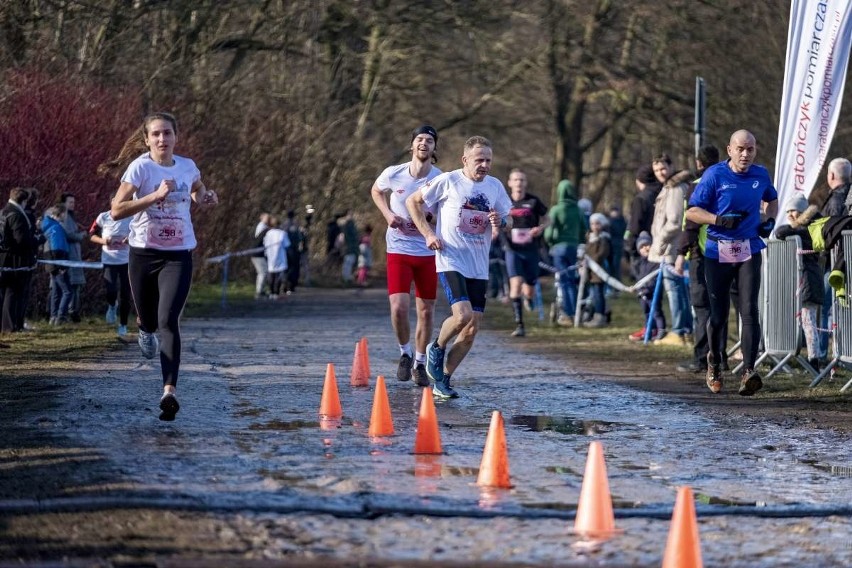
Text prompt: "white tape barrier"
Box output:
[[539, 256, 665, 295], [207, 246, 264, 264], [0, 259, 104, 272]]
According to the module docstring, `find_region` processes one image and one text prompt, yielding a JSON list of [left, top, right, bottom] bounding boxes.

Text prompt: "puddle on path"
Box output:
[[511, 414, 630, 436]]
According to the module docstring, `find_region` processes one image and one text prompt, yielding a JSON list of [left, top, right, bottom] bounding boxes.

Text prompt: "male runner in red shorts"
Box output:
[[370, 125, 442, 386]]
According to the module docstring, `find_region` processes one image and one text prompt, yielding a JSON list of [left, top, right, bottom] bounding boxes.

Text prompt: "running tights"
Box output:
[[703, 254, 762, 370], [129, 248, 193, 387], [103, 263, 131, 325]]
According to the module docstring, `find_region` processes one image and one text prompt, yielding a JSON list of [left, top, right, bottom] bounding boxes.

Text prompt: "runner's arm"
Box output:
[[111, 181, 170, 221], [191, 180, 218, 206], [405, 190, 441, 249], [685, 206, 717, 226], [370, 183, 404, 229]]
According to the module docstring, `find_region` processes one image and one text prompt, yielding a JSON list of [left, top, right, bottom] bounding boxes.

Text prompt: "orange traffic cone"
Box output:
[[476, 411, 511, 488], [368, 375, 394, 437], [413, 387, 442, 454], [574, 440, 617, 539], [360, 337, 371, 378], [319, 363, 342, 418], [350, 341, 369, 387], [662, 486, 703, 568]]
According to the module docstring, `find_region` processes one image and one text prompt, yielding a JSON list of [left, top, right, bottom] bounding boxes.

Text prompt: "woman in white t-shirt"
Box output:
[[101, 112, 219, 421]]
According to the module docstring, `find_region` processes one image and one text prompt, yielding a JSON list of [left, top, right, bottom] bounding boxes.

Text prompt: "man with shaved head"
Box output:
[[686, 130, 778, 396]]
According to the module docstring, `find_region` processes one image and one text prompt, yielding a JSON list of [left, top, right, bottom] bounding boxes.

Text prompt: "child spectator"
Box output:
[[629, 231, 666, 341], [263, 216, 291, 299], [356, 224, 373, 287], [582, 212, 611, 328], [774, 195, 825, 370], [41, 204, 72, 325]]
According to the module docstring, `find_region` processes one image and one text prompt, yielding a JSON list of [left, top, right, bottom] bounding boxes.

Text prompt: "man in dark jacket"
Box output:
[[817, 157, 852, 358], [625, 165, 662, 258], [0, 188, 40, 333], [673, 145, 720, 373]]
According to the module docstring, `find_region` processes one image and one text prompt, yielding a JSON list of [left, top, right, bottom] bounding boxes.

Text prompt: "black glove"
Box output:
[[758, 217, 775, 238], [714, 212, 745, 230]]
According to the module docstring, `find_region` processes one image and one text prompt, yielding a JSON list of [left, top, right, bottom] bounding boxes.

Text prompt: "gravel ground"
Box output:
[[1, 286, 851, 567]]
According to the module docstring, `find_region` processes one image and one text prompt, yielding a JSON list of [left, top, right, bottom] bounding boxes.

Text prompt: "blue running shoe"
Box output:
[[426, 341, 445, 383], [432, 375, 459, 399]]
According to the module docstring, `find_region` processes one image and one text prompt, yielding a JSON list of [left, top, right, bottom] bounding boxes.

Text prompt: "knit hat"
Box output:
[[589, 212, 609, 227], [578, 198, 593, 215], [411, 125, 438, 145], [635, 164, 657, 184], [636, 231, 652, 248], [784, 194, 808, 213]]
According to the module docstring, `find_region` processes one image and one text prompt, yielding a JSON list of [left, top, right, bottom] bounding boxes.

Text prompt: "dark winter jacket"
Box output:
[[626, 181, 662, 254], [631, 255, 660, 300], [775, 224, 823, 306]]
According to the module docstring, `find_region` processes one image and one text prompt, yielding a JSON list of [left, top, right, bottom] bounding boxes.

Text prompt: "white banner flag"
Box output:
[[774, 0, 852, 211]]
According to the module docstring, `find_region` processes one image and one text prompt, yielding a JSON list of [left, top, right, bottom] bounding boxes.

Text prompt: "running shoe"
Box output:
[[556, 314, 573, 327], [397, 353, 413, 382], [432, 376, 459, 399], [426, 342, 445, 384], [159, 392, 180, 421], [138, 329, 160, 359], [738, 368, 763, 397], [706, 363, 723, 394], [412, 363, 430, 387], [105, 304, 117, 324], [628, 327, 646, 342], [511, 325, 526, 337], [117, 325, 128, 337]]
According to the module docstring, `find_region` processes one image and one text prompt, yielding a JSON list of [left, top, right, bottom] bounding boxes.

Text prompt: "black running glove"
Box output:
[[714, 212, 745, 230], [758, 218, 775, 238]]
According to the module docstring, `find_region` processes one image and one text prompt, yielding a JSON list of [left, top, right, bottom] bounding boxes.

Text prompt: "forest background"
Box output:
[[1, 0, 851, 292]]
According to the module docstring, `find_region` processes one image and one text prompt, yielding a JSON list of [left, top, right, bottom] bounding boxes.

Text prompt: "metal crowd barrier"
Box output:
[[749, 236, 813, 378], [811, 231, 852, 392]]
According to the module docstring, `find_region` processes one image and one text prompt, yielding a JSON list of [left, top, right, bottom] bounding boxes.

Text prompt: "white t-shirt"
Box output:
[[420, 170, 512, 279], [264, 228, 291, 273], [375, 162, 442, 256], [92, 211, 132, 265], [121, 152, 200, 250]]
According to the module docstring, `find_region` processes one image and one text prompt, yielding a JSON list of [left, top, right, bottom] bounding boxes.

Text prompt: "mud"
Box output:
[[1, 287, 851, 567]]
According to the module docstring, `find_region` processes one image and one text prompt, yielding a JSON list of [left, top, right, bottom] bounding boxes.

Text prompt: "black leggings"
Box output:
[[129, 248, 193, 387], [704, 254, 762, 370], [103, 263, 131, 325]]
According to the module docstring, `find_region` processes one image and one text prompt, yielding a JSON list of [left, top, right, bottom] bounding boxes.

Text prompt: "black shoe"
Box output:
[[808, 358, 820, 372], [677, 360, 707, 373], [159, 393, 180, 421], [511, 325, 526, 337], [738, 369, 763, 397], [412, 363, 430, 387], [721, 359, 730, 372], [396, 353, 413, 382]]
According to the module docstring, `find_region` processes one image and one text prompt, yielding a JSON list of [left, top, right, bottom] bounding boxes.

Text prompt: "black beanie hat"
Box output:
[[411, 125, 438, 145]]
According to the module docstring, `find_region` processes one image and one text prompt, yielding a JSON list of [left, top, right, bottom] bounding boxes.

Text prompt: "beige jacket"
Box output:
[[648, 174, 689, 264]]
